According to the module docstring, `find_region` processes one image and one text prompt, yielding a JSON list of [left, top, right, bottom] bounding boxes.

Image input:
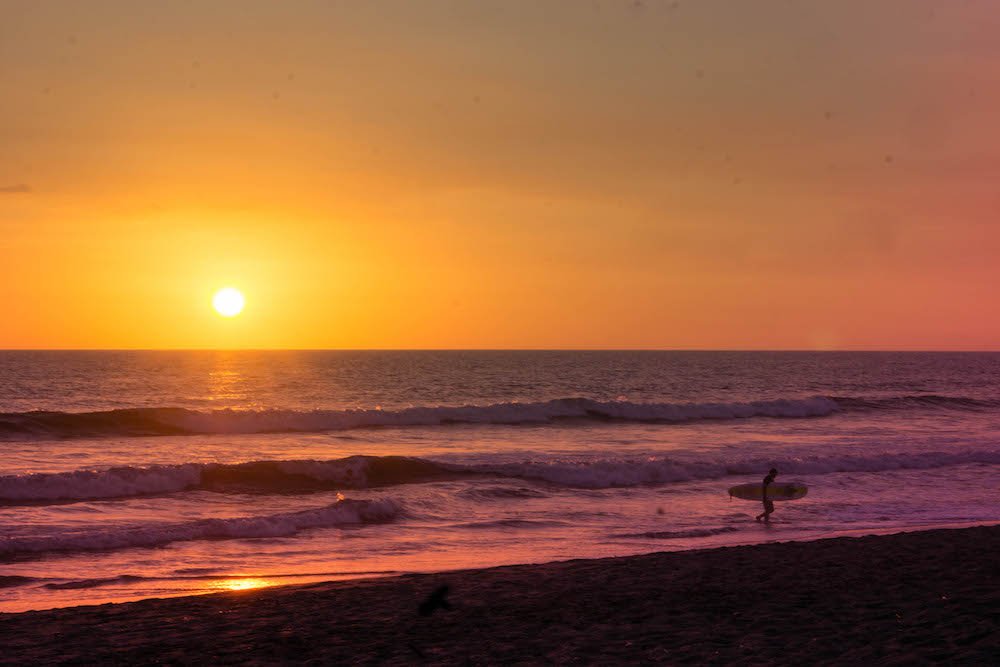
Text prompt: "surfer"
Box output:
[[755, 468, 778, 522]]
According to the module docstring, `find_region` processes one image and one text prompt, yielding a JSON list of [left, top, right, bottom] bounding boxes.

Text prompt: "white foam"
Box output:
[[165, 396, 842, 432], [473, 450, 1000, 489], [0, 498, 400, 556], [0, 396, 844, 441], [0, 465, 201, 501], [0, 456, 419, 502], [5, 448, 998, 503]]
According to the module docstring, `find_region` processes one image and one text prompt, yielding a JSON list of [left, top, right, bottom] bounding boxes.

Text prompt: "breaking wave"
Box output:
[[4, 449, 1000, 505], [0, 396, 841, 440], [4, 394, 997, 442], [0, 498, 400, 559], [472, 450, 1000, 489], [0, 456, 461, 503]]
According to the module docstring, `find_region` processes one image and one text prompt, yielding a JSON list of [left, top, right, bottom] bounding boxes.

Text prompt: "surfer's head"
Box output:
[[769, 468, 778, 476]]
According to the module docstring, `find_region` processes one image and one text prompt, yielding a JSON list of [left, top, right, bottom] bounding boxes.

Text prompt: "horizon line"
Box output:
[[2, 348, 999, 353]]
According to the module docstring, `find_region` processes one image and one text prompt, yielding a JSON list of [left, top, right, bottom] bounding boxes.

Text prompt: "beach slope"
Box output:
[[2, 526, 997, 664]]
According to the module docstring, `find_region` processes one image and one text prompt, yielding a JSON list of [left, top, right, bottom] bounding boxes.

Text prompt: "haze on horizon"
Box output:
[[2, 0, 999, 350]]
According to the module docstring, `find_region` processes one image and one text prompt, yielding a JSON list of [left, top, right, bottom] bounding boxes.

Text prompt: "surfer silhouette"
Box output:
[[755, 468, 778, 522]]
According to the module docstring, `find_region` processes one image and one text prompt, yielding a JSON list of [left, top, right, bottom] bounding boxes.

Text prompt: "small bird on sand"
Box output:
[[418, 584, 453, 616]]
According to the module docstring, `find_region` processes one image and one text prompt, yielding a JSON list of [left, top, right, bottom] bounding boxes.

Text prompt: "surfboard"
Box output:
[[728, 482, 808, 501]]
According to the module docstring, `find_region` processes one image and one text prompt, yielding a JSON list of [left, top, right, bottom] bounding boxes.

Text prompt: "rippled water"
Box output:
[[1, 351, 998, 611]]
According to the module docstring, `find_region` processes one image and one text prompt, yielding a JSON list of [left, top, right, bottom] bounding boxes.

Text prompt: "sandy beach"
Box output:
[[2, 525, 997, 665]]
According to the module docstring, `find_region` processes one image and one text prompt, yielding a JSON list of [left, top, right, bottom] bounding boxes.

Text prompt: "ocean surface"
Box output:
[[1, 351, 998, 612]]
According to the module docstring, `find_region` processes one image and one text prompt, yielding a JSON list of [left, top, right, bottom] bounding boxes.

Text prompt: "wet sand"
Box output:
[[1, 526, 997, 665]]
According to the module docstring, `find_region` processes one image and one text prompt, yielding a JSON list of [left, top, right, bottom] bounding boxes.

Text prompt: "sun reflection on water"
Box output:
[[212, 578, 274, 592]]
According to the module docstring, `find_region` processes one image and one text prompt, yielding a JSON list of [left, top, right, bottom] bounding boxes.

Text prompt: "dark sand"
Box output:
[[2, 526, 998, 665]]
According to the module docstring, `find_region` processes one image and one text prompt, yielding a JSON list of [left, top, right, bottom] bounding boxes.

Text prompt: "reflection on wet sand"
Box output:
[[211, 578, 275, 592]]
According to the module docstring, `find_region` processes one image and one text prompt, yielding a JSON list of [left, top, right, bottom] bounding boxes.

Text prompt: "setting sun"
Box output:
[[212, 288, 245, 317], [1, 4, 999, 663]]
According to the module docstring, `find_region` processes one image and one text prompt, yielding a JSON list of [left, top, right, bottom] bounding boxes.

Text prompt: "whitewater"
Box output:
[[1, 351, 998, 611]]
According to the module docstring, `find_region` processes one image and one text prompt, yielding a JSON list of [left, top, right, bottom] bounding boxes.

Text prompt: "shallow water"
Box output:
[[2, 351, 998, 611]]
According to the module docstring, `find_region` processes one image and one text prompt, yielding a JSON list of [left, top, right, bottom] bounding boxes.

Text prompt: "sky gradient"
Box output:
[[2, 0, 999, 349]]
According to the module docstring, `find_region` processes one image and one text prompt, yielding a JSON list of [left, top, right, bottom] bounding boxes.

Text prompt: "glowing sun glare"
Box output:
[[214, 578, 272, 591], [212, 287, 245, 317]]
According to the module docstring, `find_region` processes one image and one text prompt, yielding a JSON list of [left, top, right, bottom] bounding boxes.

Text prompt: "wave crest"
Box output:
[[0, 396, 841, 441], [0, 456, 458, 504], [4, 394, 998, 442], [0, 498, 400, 558], [5, 449, 999, 505], [466, 450, 1000, 489]]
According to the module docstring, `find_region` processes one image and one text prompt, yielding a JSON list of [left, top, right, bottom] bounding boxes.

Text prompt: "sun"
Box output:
[[212, 287, 245, 317]]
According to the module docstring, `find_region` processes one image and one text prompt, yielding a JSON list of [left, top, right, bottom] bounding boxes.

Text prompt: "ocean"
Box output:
[[1, 351, 998, 612]]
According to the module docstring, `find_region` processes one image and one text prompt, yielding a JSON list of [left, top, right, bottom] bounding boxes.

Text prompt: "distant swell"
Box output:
[[0, 498, 400, 559], [0, 456, 460, 504], [4, 450, 1000, 505], [0, 396, 841, 440]]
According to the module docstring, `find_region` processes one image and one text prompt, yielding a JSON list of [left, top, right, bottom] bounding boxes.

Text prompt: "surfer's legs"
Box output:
[[756, 501, 774, 522]]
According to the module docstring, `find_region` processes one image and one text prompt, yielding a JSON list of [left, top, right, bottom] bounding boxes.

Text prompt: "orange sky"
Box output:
[[2, 1, 1000, 349]]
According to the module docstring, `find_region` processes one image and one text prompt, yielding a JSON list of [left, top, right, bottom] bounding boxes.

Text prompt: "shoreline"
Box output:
[[6, 519, 998, 614], [2, 525, 997, 664]]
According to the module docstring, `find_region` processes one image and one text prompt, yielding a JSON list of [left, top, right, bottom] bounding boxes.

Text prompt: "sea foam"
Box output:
[[0, 456, 454, 503], [4, 449, 999, 504], [0, 396, 842, 440], [0, 498, 400, 557]]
